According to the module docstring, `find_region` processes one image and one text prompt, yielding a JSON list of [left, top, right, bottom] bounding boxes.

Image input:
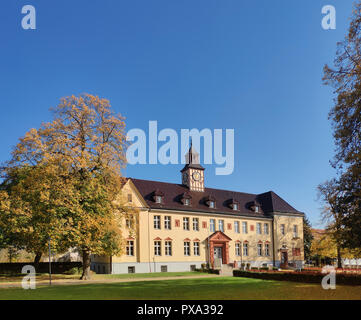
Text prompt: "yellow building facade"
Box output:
[[91, 146, 304, 274]]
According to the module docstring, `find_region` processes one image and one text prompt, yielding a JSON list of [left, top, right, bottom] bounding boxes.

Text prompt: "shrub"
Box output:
[[64, 267, 82, 275], [246, 263, 251, 270]]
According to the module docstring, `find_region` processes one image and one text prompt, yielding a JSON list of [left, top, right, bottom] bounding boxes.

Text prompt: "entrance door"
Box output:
[[214, 247, 223, 268], [280, 251, 288, 269]]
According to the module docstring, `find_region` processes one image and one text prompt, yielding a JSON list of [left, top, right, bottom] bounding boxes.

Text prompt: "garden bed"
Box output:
[[233, 270, 361, 285]]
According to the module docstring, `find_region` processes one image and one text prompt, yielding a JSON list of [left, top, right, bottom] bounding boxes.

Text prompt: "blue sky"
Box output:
[[0, 1, 355, 227]]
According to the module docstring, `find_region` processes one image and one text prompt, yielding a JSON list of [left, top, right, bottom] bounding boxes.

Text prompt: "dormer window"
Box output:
[[249, 200, 261, 213], [181, 192, 192, 206], [229, 199, 239, 211], [205, 195, 216, 209], [153, 189, 164, 204]]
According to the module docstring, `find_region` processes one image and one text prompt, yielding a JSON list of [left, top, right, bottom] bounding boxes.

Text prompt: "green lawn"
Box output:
[[0, 276, 360, 300]]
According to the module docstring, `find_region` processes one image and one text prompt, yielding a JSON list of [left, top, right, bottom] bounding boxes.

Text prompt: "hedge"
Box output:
[[0, 262, 82, 275], [233, 270, 361, 286]]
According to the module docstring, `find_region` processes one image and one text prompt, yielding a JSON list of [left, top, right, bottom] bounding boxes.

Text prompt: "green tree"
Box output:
[[303, 215, 313, 262], [323, 2, 361, 250]]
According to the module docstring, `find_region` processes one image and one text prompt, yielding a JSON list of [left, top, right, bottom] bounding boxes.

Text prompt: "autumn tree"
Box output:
[[323, 2, 361, 249], [317, 179, 348, 268], [5, 94, 136, 279], [0, 165, 70, 267]]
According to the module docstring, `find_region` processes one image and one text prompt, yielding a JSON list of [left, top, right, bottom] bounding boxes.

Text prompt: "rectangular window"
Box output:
[[193, 242, 200, 256], [256, 223, 262, 234], [126, 218, 132, 229], [193, 218, 199, 231], [161, 265, 167, 272], [243, 243, 248, 256], [154, 241, 161, 256], [184, 242, 190, 256], [265, 243, 270, 256], [219, 220, 224, 232], [264, 223, 269, 235], [154, 216, 161, 229], [292, 248, 301, 256], [184, 198, 190, 206], [242, 222, 248, 234], [235, 243, 241, 256], [293, 225, 298, 238], [165, 241, 172, 256], [210, 219, 215, 232], [281, 224, 285, 235], [128, 266, 135, 273], [126, 240, 134, 256], [209, 201, 215, 208], [164, 216, 171, 230], [257, 243, 263, 256], [155, 196, 162, 203], [183, 217, 190, 230], [234, 221, 240, 233], [127, 194, 132, 202]]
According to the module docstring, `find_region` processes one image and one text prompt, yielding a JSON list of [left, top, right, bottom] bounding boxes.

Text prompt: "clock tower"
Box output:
[[181, 144, 205, 192]]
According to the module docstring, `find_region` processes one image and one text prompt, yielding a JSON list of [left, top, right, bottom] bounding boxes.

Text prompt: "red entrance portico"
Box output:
[[208, 231, 232, 267]]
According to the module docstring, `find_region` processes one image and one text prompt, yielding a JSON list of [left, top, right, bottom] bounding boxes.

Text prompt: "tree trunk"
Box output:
[[337, 245, 342, 269], [80, 249, 91, 280], [33, 252, 42, 270]]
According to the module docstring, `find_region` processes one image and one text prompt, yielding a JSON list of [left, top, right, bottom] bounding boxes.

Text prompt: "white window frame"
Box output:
[[183, 217, 190, 231], [256, 223, 262, 234], [234, 221, 240, 233], [265, 243, 270, 256], [264, 223, 269, 235], [210, 219, 215, 232], [218, 220, 224, 232], [293, 225, 298, 238], [154, 241, 161, 256], [193, 218, 199, 231], [242, 222, 248, 234], [193, 242, 200, 256], [165, 241, 172, 256], [281, 224, 285, 235], [164, 216, 171, 230], [154, 216, 161, 229], [235, 243, 241, 256], [243, 243, 248, 256], [126, 240, 134, 256], [257, 243, 263, 256], [184, 241, 190, 256]]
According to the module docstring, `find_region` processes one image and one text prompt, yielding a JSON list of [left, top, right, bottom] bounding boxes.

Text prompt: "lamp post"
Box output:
[[48, 237, 52, 286]]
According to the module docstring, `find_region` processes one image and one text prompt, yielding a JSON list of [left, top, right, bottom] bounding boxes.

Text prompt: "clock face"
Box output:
[[192, 172, 201, 181]]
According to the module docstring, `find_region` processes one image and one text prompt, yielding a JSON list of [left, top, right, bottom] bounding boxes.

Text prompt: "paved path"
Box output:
[[0, 274, 220, 288]]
